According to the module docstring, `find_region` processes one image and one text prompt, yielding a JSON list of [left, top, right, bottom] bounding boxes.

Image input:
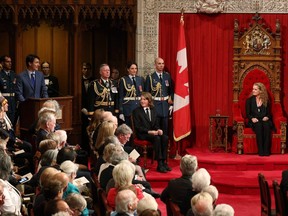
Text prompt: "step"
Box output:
[[209, 170, 282, 195]]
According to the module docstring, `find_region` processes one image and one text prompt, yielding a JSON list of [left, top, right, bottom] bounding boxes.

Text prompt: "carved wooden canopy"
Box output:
[[0, 0, 136, 30], [233, 13, 282, 103]]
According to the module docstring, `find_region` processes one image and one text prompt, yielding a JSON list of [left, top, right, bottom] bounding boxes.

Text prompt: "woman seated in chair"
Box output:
[[132, 92, 171, 173], [246, 82, 274, 156]]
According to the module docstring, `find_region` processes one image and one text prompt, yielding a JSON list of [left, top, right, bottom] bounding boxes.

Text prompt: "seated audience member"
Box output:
[[0, 147, 22, 215], [114, 189, 139, 216], [115, 124, 134, 154], [107, 160, 145, 209], [132, 92, 171, 173], [65, 193, 88, 216], [47, 130, 67, 150], [139, 209, 161, 216], [33, 167, 59, 215], [36, 111, 57, 146], [137, 194, 158, 215], [100, 150, 129, 190], [93, 135, 121, 175], [44, 199, 73, 216], [161, 154, 198, 215], [95, 120, 117, 155], [30, 99, 61, 135], [86, 109, 105, 148], [280, 170, 288, 214], [202, 185, 219, 207], [189, 192, 213, 216], [213, 204, 234, 216], [192, 168, 211, 192], [98, 143, 122, 182]]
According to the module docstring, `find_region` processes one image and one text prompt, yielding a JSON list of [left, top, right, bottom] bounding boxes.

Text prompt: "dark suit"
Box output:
[[15, 70, 48, 102], [132, 106, 168, 162], [0, 70, 17, 124], [119, 75, 144, 126], [145, 71, 173, 135], [246, 96, 273, 155], [161, 175, 197, 215], [44, 75, 59, 97]]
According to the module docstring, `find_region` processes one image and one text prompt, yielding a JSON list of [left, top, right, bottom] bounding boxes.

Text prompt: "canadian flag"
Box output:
[[173, 14, 191, 142]]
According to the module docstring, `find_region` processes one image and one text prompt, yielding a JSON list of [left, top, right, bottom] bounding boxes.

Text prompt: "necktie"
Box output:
[[145, 108, 150, 121], [159, 74, 163, 83], [31, 73, 35, 86], [105, 81, 109, 88], [132, 76, 136, 87]]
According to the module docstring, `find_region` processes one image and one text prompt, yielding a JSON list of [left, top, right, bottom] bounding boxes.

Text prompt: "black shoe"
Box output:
[[157, 166, 167, 173], [163, 163, 172, 171]]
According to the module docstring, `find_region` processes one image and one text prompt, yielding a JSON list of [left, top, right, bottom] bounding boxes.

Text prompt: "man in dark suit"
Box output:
[[132, 92, 171, 173], [118, 61, 144, 127], [15, 54, 48, 102], [161, 154, 198, 215], [41, 61, 59, 97], [0, 55, 17, 125], [145, 57, 173, 135]]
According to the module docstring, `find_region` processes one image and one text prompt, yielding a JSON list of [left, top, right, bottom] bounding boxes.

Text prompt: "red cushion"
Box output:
[[134, 138, 153, 147]]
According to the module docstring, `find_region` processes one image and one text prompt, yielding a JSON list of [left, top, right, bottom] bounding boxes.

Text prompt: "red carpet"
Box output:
[[144, 148, 287, 216]]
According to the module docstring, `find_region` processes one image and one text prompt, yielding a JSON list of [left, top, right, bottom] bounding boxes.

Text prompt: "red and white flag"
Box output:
[[173, 14, 191, 142]]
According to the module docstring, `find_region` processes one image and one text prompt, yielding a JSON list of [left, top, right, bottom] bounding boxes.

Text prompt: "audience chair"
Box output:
[[272, 180, 285, 216], [166, 199, 184, 216], [258, 173, 276, 216], [97, 187, 112, 216]]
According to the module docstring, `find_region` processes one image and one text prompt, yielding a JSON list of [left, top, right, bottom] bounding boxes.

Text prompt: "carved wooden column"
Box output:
[[70, 5, 82, 144]]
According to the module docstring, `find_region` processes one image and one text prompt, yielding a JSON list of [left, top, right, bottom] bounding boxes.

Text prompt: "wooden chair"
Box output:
[[232, 14, 287, 154], [258, 173, 276, 216], [272, 180, 286, 216], [97, 187, 113, 216], [166, 199, 184, 216]]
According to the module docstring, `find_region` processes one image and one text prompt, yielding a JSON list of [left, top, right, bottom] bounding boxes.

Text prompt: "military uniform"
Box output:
[[0, 70, 17, 124], [118, 75, 144, 126], [44, 75, 59, 97], [145, 71, 173, 135], [88, 78, 119, 114]]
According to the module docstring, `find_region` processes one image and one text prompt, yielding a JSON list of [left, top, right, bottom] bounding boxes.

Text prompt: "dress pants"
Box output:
[[253, 121, 271, 155]]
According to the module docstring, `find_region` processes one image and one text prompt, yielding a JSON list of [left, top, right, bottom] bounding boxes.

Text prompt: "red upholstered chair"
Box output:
[[131, 115, 170, 168], [131, 115, 155, 168], [232, 14, 286, 154]]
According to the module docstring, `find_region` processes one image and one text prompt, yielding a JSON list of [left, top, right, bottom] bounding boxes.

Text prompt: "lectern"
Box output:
[[19, 96, 73, 141]]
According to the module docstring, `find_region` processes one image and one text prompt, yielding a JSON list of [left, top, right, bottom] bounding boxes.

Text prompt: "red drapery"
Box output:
[[159, 13, 288, 151]]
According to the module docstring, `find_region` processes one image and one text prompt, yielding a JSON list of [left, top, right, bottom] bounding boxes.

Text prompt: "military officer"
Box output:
[[88, 63, 119, 115], [118, 61, 144, 127], [0, 55, 17, 125], [145, 57, 174, 135]]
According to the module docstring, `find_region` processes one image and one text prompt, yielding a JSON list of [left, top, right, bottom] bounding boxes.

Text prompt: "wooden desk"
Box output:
[[209, 115, 229, 152]]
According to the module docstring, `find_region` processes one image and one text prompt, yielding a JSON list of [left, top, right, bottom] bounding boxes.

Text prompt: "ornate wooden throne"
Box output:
[[232, 13, 287, 154]]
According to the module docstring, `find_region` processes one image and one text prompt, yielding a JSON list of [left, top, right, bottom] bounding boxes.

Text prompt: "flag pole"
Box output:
[[174, 8, 185, 161], [174, 141, 182, 160]]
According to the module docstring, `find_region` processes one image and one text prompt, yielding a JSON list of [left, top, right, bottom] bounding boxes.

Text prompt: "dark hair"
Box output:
[[0, 55, 10, 64], [82, 62, 91, 69], [26, 54, 40, 67], [56, 147, 76, 164], [0, 128, 9, 140], [41, 61, 50, 68], [126, 61, 138, 69]]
